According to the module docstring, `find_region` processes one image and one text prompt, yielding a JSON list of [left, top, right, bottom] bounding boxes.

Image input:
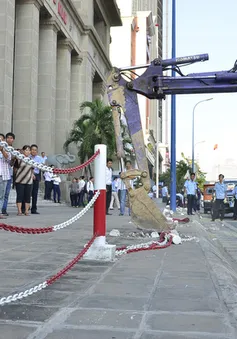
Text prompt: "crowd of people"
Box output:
[[0, 132, 64, 218], [106, 159, 133, 216], [69, 176, 94, 207]]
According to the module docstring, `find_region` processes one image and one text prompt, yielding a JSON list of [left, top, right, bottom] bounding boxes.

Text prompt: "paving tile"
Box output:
[[149, 296, 222, 312], [141, 331, 229, 339], [45, 329, 135, 339], [93, 282, 152, 297], [65, 309, 142, 329], [153, 286, 218, 300], [146, 313, 230, 333], [158, 277, 214, 290], [0, 304, 59, 322], [0, 324, 37, 339], [76, 295, 147, 311]]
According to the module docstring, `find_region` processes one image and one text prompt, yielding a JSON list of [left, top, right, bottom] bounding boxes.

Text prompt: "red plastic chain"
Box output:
[[126, 235, 173, 254], [173, 217, 190, 223], [53, 150, 100, 174], [0, 223, 53, 234], [47, 234, 97, 285], [116, 232, 171, 252]]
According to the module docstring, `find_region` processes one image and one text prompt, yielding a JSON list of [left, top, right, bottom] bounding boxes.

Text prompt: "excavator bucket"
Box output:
[[129, 186, 171, 232]]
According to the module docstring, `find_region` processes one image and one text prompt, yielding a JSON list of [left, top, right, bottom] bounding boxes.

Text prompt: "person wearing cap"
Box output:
[[212, 174, 227, 221]]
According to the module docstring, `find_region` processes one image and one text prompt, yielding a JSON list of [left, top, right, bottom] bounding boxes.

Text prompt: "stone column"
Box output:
[[37, 19, 60, 155], [0, 0, 15, 133], [13, 0, 43, 147], [78, 52, 95, 104], [93, 81, 106, 101], [55, 39, 73, 154], [70, 55, 83, 128]]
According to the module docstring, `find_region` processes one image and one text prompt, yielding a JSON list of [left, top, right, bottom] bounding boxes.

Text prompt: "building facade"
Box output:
[[132, 0, 170, 175], [111, 0, 164, 177], [0, 0, 121, 154]]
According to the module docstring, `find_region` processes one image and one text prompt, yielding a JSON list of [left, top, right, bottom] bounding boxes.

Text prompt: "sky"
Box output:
[[164, 0, 237, 180]]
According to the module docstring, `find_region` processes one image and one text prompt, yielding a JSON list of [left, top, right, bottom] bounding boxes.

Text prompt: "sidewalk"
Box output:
[[0, 200, 236, 338]]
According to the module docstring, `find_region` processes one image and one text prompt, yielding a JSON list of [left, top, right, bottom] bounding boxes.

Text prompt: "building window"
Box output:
[[93, 1, 107, 47]]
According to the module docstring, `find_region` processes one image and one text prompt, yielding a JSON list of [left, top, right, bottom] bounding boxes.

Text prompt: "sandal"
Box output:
[[17, 213, 23, 216], [24, 213, 30, 216]]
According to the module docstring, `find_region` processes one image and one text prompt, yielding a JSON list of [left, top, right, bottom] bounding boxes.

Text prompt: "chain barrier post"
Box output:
[[93, 144, 106, 243], [84, 144, 116, 261]]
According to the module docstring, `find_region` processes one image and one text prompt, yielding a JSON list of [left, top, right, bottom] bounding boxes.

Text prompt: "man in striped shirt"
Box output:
[[0, 134, 11, 219]]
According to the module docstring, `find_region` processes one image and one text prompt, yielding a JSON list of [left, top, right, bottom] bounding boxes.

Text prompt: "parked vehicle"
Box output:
[[204, 179, 237, 216], [223, 179, 237, 214], [203, 182, 215, 214]]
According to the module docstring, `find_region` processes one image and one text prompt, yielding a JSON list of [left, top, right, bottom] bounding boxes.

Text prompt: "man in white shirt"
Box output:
[[0, 134, 11, 219], [87, 176, 94, 202], [43, 168, 54, 200], [53, 174, 61, 203], [106, 158, 113, 215], [78, 176, 86, 207]]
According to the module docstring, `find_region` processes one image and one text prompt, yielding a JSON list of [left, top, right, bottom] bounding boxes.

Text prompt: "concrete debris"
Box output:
[[109, 229, 120, 237], [151, 231, 159, 238]]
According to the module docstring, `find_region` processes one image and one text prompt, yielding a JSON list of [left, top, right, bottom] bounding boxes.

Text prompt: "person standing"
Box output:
[[161, 183, 169, 204], [15, 145, 33, 216], [119, 160, 133, 216], [212, 174, 226, 221], [78, 176, 86, 207], [30, 144, 43, 214], [195, 183, 202, 213], [53, 174, 61, 203], [0, 134, 11, 219], [43, 166, 54, 200], [87, 177, 94, 203], [40, 152, 47, 164], [184, 172, 197, 215], [106, 158, 113, 215], [232, 184, 237, 220], [2, 132, 15, 216], [109, 177, 120, 210]]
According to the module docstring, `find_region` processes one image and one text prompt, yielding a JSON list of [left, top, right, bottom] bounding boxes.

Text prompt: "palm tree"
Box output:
[[64, 99, 116, 174]]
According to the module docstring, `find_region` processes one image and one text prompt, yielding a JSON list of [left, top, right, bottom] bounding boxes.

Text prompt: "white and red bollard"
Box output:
[[84, 144, 116, 261]]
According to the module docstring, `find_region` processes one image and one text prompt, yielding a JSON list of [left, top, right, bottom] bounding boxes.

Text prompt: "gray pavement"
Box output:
[[0, 195, 237, 338]]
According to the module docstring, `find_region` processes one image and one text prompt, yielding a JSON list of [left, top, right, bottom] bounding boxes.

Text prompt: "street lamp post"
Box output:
[[192, 98, 213, 172]]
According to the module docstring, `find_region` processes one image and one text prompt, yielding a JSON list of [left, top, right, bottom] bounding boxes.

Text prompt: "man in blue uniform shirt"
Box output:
[[184, 172, 197, 215], [212, 174, 226, 221], [30, 144, 43, 214], [232, 184, 237, 220]]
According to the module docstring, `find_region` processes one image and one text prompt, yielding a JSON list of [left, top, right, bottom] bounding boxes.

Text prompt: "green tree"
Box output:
[[159, 153, 206, 192], [64, 99, 116, 172]]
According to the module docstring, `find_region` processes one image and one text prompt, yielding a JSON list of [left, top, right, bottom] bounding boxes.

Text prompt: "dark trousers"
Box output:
[[70, 193, 77, 206], [44, 181, 53, 200], [106, 184, 112, 213], [78, 191, 85, 207], [2, 177, 12, 213], [187, 194, 195, 215], [88, 190, 93, 203], [162, 196, 167, 203], [233, 199, 237, 219], [31, 175, 40, 213], [53, 185, 61, 203], [16, 183, 32, 204], [212, 199, 225, 220]]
